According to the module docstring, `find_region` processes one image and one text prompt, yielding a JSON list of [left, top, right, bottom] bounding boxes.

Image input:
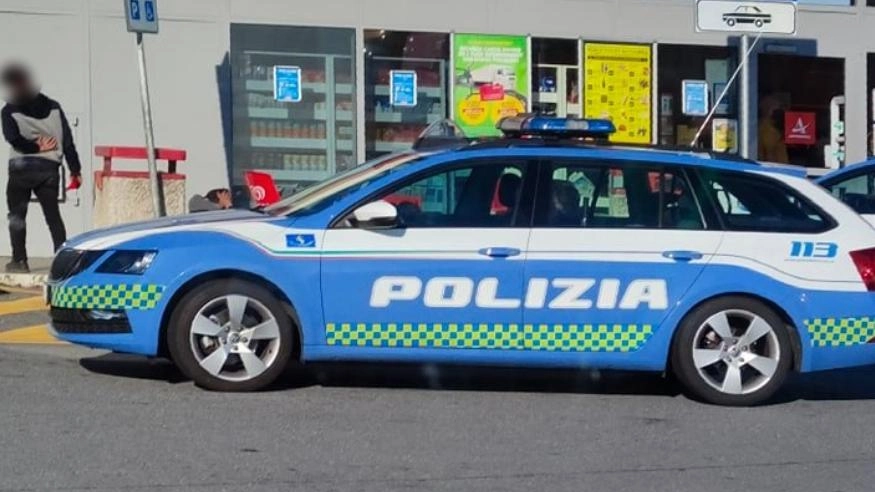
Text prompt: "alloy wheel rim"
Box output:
[[189, 294, 281, 382], [692, 309, 780, 396]]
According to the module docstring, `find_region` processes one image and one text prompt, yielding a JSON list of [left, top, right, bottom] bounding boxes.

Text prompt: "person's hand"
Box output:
[[67, 174, 81, 191], [217, 189, 233, 209], [37, 136, 57, 152]]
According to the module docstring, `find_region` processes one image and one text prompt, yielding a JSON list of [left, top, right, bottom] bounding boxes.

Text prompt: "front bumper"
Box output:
[[49, 307, 132, 334], [47, 250, 169, 356]]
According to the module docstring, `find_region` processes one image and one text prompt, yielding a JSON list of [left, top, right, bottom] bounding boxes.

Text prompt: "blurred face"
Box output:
[[1, 65, 38, 104]]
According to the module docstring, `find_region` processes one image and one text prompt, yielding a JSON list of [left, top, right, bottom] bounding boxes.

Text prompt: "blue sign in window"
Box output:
[[390, 70, 417, 107], [682, 80, 709, 117], [274, 66, 302, 103]]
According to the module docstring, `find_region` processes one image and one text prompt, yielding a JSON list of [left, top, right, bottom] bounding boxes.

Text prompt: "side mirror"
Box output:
[[351, 200, 398, 229]]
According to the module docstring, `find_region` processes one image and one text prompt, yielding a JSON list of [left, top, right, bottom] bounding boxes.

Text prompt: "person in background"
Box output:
[[758, 96, 789, 164], [189, 188, 233, 212], [2, 62, 81, 273]]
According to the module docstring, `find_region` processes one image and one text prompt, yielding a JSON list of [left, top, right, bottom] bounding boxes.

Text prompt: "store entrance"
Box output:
[[757, 53, 844, 168]]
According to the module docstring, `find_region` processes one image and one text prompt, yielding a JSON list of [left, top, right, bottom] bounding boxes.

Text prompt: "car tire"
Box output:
[[167, 279, 295, 392], [726, 18, 736, 26], [670, 296, 793, 406], [755, 19, 763, 28]]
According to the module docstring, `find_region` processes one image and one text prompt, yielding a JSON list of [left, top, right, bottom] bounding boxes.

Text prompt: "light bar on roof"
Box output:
[[497, 115, 616, 139]]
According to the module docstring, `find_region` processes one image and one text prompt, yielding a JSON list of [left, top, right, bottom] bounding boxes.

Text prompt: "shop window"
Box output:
[[657, 44, 737, 152], [364, 30, 449, 159], [531, 38, 580, 118], [757, 53, 844, 167], [230, 24, 356, 192]]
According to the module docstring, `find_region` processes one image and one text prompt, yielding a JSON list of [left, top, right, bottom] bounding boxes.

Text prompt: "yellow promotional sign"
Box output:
[[583, 43, 652, 144], [712, 118, 738, 153]]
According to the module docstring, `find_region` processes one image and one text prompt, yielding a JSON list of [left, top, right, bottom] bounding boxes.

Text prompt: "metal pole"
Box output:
[[739, 34, 751, 159], [136, 32, 164, 217]]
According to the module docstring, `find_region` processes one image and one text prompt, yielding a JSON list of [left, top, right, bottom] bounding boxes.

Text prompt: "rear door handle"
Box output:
[[478, 247, 521, 258], [662, 250, 703, 262]]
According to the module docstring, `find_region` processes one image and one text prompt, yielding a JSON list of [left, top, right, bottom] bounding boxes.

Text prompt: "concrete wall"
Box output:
[[0, 0, 874, 257]]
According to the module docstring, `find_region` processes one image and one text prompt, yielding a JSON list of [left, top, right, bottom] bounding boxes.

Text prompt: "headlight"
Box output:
[[96, 251, 157, 275]]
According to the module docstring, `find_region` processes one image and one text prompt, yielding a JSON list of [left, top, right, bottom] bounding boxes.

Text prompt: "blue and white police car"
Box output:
[[817, 158, 875, 226], [48, 117, 875, 405]]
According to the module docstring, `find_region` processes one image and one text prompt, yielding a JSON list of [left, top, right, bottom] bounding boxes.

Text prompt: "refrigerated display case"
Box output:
[[231, 25, 356, 191], [364, 31, 449, 159], [532, 64, 580, 117]]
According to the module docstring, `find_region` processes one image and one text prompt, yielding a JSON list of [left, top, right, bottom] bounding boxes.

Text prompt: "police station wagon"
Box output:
[[47, 117, 875, 406]]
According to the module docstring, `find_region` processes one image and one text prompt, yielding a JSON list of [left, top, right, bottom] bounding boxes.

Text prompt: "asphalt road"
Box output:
[[2, 340, 875, 492]]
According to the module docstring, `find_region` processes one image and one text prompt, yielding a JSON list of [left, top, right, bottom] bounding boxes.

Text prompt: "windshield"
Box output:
[[266, 152, 427, 217]]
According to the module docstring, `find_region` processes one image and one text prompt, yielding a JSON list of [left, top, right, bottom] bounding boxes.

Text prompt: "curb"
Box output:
[[0, 273, 48, 289]]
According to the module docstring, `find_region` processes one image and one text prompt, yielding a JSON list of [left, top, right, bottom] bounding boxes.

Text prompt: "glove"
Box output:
[[67, 175, 82, 191]]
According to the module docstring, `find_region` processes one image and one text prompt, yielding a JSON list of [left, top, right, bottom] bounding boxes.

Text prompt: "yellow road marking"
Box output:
[[0, 286, 42, 295], [0, 324, 64, 344], [0, 295, 47, 316]]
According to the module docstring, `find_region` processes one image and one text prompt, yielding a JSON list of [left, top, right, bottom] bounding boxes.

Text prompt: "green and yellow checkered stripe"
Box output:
[[51, 284, 164, 310], [326, 322, 653, 352], [806, 317, 875, 347]]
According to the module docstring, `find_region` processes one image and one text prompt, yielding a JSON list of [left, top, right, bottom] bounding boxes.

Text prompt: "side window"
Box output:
[[827, 173, 875, 215], [537, 161, 704, 230], [358, 162, 526, 228], [703, 170, 832, 232]]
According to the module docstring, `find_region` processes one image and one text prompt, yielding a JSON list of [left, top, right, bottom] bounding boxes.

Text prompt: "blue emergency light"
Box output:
[[497, 115, 616, 139]]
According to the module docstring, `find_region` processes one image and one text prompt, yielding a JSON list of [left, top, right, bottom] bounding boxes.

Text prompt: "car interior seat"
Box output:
[[548, 180, 584, 226]]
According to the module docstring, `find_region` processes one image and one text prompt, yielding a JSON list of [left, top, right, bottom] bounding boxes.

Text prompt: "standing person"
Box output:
[[1, 63, 81, 273], [757, 95, 789, 164]]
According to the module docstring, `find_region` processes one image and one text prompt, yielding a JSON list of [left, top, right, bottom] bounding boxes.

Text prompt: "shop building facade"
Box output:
[[1, 0, 874, 257]]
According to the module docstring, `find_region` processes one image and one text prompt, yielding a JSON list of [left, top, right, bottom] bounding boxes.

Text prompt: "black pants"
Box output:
[[6, 166, 66, 262]]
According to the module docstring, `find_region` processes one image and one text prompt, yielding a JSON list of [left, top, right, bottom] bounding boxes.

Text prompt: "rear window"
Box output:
[[701, 170, 833, 233]]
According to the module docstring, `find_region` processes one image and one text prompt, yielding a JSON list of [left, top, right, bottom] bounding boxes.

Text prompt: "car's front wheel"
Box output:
[[671, 296, 793, 406], [167, 279, 294, 391]]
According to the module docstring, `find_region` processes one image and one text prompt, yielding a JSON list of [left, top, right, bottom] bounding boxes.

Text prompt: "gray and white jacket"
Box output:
[[2, 94, 81, 175]]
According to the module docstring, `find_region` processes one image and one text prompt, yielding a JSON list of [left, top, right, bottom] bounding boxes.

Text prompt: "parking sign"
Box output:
[[696, 0, 796, 35], [124, 0, 159, 34]]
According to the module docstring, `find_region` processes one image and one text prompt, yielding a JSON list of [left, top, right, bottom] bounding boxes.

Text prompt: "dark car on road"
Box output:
[[723, 6, 771, 28]]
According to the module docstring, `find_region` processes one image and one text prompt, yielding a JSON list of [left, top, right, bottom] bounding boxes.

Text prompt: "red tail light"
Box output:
[[850, 248, 875, 291]]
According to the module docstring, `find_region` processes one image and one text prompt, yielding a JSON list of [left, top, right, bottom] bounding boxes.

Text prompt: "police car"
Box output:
[[48, 117, 875, 406], [817, 159, 875, 226]]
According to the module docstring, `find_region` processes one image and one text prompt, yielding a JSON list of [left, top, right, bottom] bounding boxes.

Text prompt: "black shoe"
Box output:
[[4, 260, 30, 273]]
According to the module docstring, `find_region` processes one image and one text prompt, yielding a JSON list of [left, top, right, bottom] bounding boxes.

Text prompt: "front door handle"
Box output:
[[478, 247, 521, 258], [662, 250, 704, 262]]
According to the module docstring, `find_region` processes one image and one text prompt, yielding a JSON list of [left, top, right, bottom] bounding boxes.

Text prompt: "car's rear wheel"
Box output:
[[726, 18, 736, 26], [671, 297, 793, 406], [167, 279, 294, 391]]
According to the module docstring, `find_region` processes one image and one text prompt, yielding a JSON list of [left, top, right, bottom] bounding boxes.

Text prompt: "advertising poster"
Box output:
[[682, 80, 709, 116], [273, 66, 302, 103], [390, 70, 417, 107], [583, 42, 652, 144], [453, 33, 529, 137], [712, 118, 738, 153]]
